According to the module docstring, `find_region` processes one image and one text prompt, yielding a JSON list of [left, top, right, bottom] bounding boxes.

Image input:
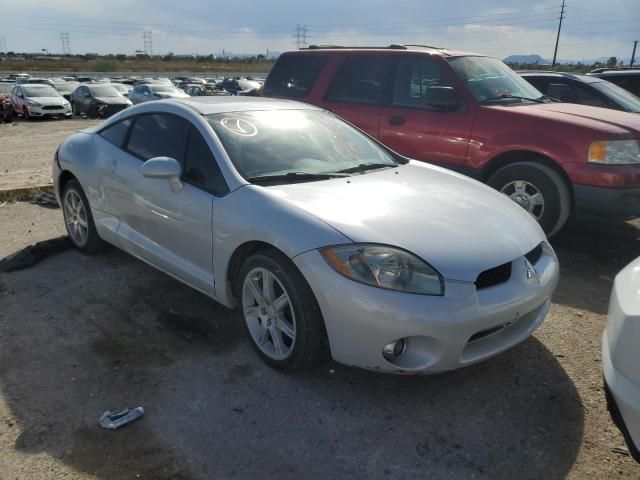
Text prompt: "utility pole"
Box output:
[[294, 25, 309, 49], [552, 0, 566, 67], [142, 30, 153, 56], [0, 36, 6, 54], [60, 32, 70, 55], [631, 40, 638, 68]]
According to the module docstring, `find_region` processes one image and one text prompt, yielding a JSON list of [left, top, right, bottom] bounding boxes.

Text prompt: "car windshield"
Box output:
[[110, 84, 129, 93], [89, 85, 121, 97], [448, 56, 544, 105], [52, 82, 73, 94], [592, 81, 640, 113], [22, 85, 60, 97], [207, 110, 400, 181], [150, 85, 177, 93]]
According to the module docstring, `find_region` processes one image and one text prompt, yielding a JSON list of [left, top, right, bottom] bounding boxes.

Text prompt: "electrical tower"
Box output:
[[143, 30, 153, 56], [0, 36, 6, 54], [60, 32, 71, 55], [294, 25, 309, 49], [552, 0, 566, 67]]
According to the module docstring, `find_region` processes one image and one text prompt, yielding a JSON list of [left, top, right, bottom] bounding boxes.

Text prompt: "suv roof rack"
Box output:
[[304, 44, 444, 51]]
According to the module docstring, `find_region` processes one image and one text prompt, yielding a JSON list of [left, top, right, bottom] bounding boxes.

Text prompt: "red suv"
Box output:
[[263, 45, 640, 235]]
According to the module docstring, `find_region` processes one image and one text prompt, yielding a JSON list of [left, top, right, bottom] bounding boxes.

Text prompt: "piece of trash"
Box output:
[[99, 406, 145, 430], [612, 446, 630, 457]]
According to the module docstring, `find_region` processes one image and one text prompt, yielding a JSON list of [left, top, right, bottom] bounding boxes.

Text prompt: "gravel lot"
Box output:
[[0, 118, 101, 191], [0, 120, 639, 479]]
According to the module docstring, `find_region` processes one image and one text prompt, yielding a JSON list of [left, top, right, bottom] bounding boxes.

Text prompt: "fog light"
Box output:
[[383, 338, 406, 360]]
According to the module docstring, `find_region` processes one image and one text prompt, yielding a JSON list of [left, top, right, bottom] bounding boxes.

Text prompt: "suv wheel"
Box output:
[[488, 161, 571, 237]]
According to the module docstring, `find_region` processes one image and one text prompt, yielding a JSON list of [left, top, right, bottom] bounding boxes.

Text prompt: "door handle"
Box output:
[[389, 116, 405, 126]]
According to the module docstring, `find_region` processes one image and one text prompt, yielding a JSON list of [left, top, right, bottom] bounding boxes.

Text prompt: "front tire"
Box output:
[[62, 180, 105, 254], [487, 161, 570, 237], [236, 250, 327, 371], [22, 107, 30, 121]]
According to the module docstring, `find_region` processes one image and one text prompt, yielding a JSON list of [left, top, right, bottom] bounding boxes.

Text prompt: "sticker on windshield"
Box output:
[[220, 117, 258, 137]]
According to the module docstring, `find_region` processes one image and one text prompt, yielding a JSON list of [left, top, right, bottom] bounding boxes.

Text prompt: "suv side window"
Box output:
[[326, 56, 392, 104], [392, 56, 451, 108], [524, 77, 551, 94], [183, 127, 229, 195], [126, 114, 189, 162], [263, 55, 328, 98], [548, 81, 607, 107], [99, 118, 132, 148]]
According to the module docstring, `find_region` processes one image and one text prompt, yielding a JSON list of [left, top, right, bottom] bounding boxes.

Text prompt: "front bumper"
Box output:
[[574, 184, 640, 218], [27, 105, 72, 118], [293, 244, 559, 373]]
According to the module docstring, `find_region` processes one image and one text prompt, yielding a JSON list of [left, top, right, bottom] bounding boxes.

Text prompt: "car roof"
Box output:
[[290, 44, 484, 58], [590, 69, 640, 76], [170, 96, 320, 115], [519, 71, 603, 83]]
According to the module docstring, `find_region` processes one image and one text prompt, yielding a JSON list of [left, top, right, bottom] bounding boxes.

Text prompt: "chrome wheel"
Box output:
[[242, 267, 296, 361], [500, 180, 545, 220], [63, 189, 89, 246]]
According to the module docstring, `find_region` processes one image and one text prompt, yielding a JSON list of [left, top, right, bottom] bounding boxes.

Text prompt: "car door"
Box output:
[[10, 86, 23, 113], [378, 55, 473, 167], [319, 55, 393, 138], [106, 113, 221, 295]]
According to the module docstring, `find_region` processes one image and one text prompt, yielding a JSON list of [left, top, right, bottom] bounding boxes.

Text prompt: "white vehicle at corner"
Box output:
[[603, 257, 640, 462], [52, 97, 559, 373]]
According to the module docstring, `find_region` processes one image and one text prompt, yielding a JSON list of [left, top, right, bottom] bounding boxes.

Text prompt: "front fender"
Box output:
[[212, 185, 352, 307]]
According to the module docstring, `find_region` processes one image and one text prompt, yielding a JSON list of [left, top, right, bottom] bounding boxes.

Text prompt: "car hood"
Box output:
[[496, 102, 640, 137], [27, 96, 67, 105], [94, 96, 130, 105], [264, 162, 545, 281]]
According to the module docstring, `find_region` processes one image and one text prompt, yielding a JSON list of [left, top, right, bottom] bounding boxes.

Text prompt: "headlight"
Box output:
[[27, 100, 40, 107], [588, 140, 640, 164], [62, 101, 70, 107], [320, 244, 444, 295]]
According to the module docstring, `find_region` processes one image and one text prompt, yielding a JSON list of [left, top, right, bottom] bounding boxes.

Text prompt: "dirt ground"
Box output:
[[0, 118, 100, 191], [0, 121, 639, 479]]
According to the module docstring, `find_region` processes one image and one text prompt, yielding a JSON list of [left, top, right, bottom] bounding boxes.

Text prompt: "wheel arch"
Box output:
[[57, 170, 78, 198]]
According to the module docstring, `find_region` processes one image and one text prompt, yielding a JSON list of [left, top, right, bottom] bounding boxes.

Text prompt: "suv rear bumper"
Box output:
[[574, 185, 640, 218]]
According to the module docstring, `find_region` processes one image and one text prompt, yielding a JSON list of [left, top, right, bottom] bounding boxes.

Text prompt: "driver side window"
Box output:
[[126, 114, 189, 162], [393, 57, 451, 108]]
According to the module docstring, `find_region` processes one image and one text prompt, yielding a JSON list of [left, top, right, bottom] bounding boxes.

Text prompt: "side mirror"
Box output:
[[425, 86, 459, 111], [141, 157, 183, 192]]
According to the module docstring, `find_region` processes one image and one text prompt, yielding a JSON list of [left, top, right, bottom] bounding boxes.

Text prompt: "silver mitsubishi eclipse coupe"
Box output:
[[53, 97, 559, 373]]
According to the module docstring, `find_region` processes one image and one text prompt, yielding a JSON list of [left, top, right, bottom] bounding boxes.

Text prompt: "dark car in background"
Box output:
[[589, 69, 640, 97], [70, 84, 132, 118], [521, 72, 640, 113], [0, 82, 14, 123]]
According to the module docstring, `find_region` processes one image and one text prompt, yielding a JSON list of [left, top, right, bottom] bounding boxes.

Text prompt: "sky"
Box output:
[[0, 0, 637, 62]]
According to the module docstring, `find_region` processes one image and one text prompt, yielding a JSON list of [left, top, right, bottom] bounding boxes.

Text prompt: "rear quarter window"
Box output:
[[263, 54, 327, 98], [99, 118, 132, 148]]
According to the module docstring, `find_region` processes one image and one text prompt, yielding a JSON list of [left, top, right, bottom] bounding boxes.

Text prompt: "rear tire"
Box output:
[[61, 180, 105, 254], [487, 161, 571, 237], [236, 250, 327, 371]]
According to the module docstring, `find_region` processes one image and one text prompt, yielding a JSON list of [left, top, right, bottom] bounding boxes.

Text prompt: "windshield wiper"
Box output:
[[247, 171, 349, 184], [333, 163, 398, 174], [481, 94, 547, 104]]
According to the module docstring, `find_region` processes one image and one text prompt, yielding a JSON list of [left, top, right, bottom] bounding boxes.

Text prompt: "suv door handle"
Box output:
[[389, 116, 405, 126]]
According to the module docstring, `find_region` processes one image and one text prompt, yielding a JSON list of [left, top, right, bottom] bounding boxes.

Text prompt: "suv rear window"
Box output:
[[263, 55, 327, 98]]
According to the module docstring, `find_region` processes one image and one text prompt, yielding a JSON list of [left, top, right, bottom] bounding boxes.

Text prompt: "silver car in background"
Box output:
[[10, 84, 72, 119], [52, 97, 559, 373], [128, 83, 189, 104]]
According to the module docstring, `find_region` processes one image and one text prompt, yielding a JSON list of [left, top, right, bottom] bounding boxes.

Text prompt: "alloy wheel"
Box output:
[[500, 180, 545, 220], [63, 189, 89, 246]]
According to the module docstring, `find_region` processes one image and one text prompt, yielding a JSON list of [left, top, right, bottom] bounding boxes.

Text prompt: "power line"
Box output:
[[552, 0, 566, 66], [60, 32, 70, 55], [142, 30, 152, 56]]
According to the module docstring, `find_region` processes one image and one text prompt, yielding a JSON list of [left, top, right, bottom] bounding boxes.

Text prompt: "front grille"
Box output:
[[525, 243, 543, 265], [42, 105, 64, 110], [475, 262, 512, 290]]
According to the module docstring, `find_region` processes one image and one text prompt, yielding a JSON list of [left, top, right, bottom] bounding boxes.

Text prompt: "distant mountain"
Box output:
[[504, 54, 549, 64]]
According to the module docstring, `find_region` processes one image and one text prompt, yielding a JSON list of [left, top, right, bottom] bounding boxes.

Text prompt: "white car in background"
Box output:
[[53, 97, 559, 373], [10, 84, 72, 119], [603, 257, 640, 462]]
